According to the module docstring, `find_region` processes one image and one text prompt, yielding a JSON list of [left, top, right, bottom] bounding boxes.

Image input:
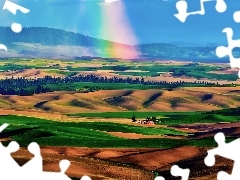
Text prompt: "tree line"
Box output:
[[0, 74, 219, 96]]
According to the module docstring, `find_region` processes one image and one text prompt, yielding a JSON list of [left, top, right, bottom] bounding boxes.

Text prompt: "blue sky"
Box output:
[[1, 0, 240, 45]]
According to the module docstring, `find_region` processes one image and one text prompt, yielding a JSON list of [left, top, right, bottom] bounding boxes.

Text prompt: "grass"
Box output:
[[159, 114, 240, 125], [45, 82, 189, 91], [46, 70, 78, 76], [44, 82, 232, 92], [68, 108, 240, 125], [1, 109, 239, 148], [0, 115, 188, 148], [67, 122, 187, 135], [67, 111, 202, 118], [0, 58, 237, 81], [0, 114, 218, 148]]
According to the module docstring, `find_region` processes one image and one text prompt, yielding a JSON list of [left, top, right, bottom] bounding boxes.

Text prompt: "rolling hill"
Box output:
[[1, 87, 240, 114], [0, 26, 235, 62]]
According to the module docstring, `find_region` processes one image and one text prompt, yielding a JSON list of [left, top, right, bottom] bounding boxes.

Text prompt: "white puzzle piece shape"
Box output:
[[0, 123, 92, 180], [215, 28, 240, 78], [174, 0, 227, 22], [204, 132, 240, 180]]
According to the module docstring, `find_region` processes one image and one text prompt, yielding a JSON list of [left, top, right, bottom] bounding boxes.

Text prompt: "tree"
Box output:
[[131, 114, 136, 122], [151, 116, 157, 124]]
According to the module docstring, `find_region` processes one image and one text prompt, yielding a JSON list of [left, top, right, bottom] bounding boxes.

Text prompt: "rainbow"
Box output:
[[97, 0, 140, 59]]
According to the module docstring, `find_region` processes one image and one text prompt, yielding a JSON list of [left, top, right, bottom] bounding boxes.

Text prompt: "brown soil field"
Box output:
[[10, 146, 233, 180], [172, 121, 240, 139]]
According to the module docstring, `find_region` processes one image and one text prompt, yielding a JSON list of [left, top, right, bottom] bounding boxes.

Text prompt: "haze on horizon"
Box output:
[[1, 0, 240, 46]]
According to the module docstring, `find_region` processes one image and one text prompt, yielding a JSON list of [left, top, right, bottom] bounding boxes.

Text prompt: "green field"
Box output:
[[0, 58, 239, 150], [68, 108, 240, 125], [0, 58, 238, 81], [40, 82, 234, 92], [67, 111, 203, 118], [2, 108, 240, 148], [0, 115, 218, 148]]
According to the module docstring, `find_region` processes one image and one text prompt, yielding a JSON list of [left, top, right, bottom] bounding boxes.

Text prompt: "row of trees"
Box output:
[[0, 85, 52, 96], [0, 74, 218, 95]]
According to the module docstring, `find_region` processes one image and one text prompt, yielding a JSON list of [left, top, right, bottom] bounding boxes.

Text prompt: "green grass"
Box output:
[[0, 58, 237, 81], [45, 82, 191, 91], [46, 70, 78, 76], [67, 111, 202, 118], [159, 114, 240, 125], [1, 111, 238, 148], [2, 108, 240, 148], [0, 65, 33, 71], [45, 82, 233, 92], [0, 115, 188, 148], [185, 72, 238, 81], [68, 108, 240, 125], [67, 122, 187, 135]]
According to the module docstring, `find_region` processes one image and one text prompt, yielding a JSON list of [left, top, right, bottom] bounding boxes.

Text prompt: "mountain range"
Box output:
[[0, 27, 234, 62]]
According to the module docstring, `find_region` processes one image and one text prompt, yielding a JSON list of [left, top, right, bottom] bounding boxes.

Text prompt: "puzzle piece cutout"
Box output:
[[2, 0, 30, 33], [215, 27, 240, 78], [233, 11, 240, 23], [0, 123, 92, 180], [154, 165, 190, 180], [0, 0, 30, 52], [174, 0, 227, 22], [204, 132, 240, 180]]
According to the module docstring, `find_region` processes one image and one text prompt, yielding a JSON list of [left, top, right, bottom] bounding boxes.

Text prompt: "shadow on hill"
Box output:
[[69, 99, 95, 110], [143, 92, 162, 108], [201, 93, 213, 101], [34, 100, 48, 108], [121, 90, 134, 96], [34, 100, 51, 111]]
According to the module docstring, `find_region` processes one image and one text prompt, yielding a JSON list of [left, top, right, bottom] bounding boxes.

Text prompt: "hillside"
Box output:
[[1, 87, 240, 114], [0, 27, 117, 47], [0, 27, 139, 59], [0, 26, 236, 61], [138, 43, 230, 63]]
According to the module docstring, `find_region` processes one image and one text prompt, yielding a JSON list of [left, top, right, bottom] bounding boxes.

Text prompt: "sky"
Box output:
[[1, 0, 240, 46]]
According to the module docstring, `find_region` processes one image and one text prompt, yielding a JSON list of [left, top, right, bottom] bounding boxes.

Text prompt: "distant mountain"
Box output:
[[0, 27, 116, 47], [0, 26, 139, 59], [0, 27, 235, 62], [137, 43, 231, 63]]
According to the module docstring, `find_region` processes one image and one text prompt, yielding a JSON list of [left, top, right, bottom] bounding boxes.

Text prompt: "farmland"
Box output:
[[1, 58, 240, 179], [0, 108, 239, 179], [0, 58, 238, 82]]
